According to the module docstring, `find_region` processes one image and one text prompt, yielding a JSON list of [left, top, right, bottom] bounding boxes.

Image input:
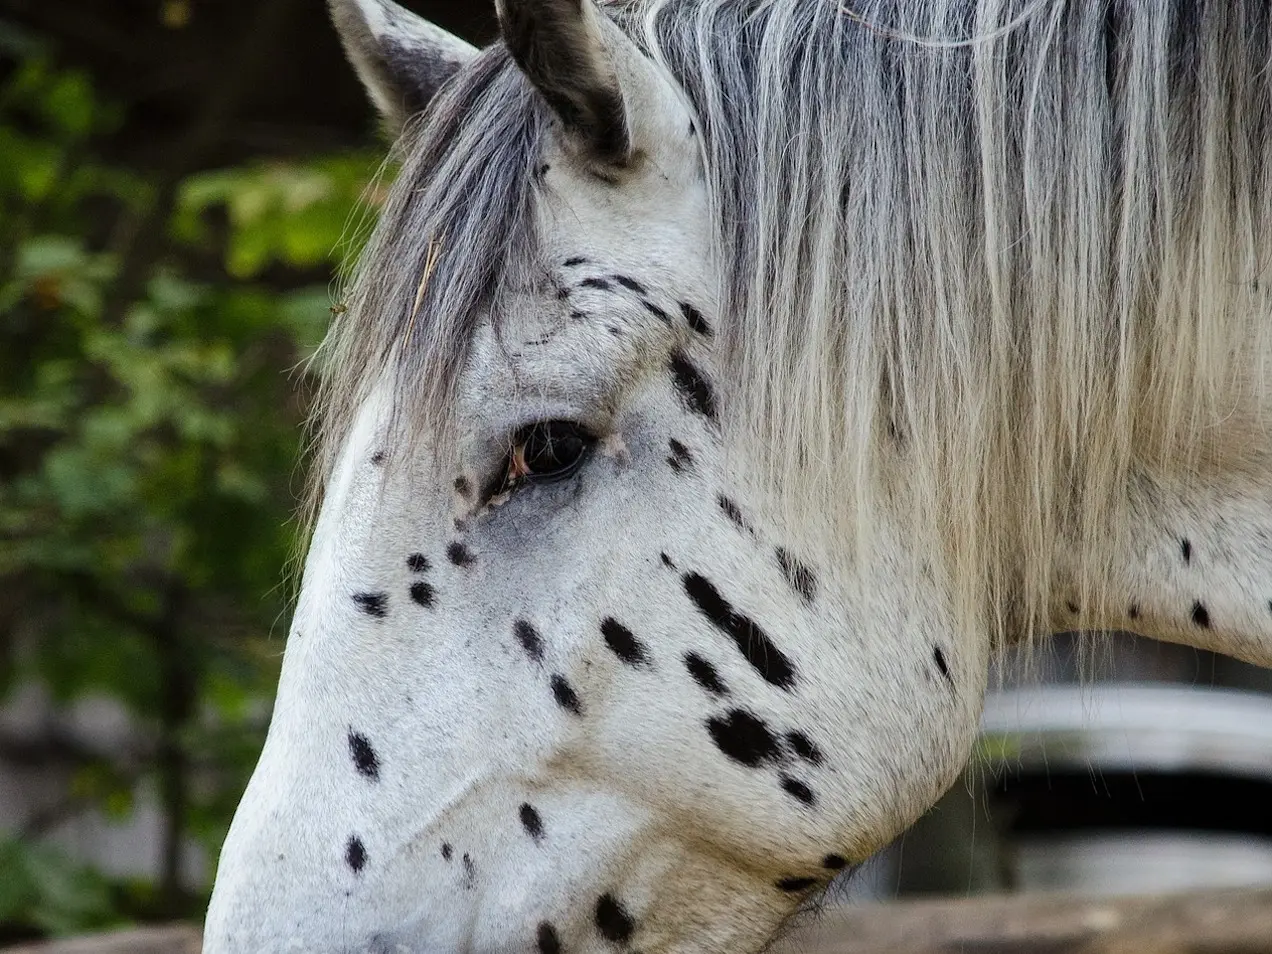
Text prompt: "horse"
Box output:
[[203, 0, 1272, 951]]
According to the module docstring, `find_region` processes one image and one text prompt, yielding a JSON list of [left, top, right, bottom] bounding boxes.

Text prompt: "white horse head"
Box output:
[[205, 1, 1272, 951]]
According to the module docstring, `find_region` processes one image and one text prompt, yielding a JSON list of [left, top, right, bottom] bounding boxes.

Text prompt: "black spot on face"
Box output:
[[685, 652, 728, 695], [514, 619, 544, 662], [462, 853, 476, 889], [563, 256, 588, 267], [668, 351, 717, 422], [1181, 538, 1192, 564], [933, 645, 955, 688], [595, 893, 635, 944], [453, 476, 472, 498], [353, 592, 388, 619], [717, 495, 750, 532], [447, 542, 475, 567], [706, 708, 782, 767], [612, 275, 647, 294], [1129, 603, 1141, 620], [1191, 601, 1211, 628], [680, 301, 712, 336], [520, 803, 544, 842], [785, 731, 824, 765], [822, 853, 848, 870], [409, 581, 435, 607], [776, 876, 819, 892], [1066, 600, 1080, 615], [571, 309, 589, 321], [371, 450, 386, 465], [407, 553, 430, 573], [684, 573, 797, 690], [556, 285, 571, 301], [581, 276, 612, 292], [775, 547, 817, 602], [660, 552, 677, 570], [781, 776, 816, 805], [641, 299, 671, 323], [346, 835, 367, 873], [537, 922, 562, 954], [441, 843, 452, 861], [602, 617, 651, 667], [348, 731, 380, 781], [551, 674, 582, 715], [667, 438, 693, 473]]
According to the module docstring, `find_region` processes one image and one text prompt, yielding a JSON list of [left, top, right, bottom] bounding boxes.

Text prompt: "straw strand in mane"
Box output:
[[312, 0, 1272, 654]]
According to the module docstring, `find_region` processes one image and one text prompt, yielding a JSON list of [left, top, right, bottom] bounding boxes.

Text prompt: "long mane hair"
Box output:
[[314, 0, 1272, 649]]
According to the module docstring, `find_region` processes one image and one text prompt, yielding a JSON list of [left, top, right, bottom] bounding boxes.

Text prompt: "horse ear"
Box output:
[[329, 0, 478, 133], [496, 0, 633, 167]]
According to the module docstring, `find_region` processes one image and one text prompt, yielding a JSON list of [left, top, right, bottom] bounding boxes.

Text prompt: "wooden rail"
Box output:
[[5, 888, 1272, 953]]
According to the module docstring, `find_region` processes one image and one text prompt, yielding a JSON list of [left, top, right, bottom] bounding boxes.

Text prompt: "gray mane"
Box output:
[[316, 0, 1272, 646]]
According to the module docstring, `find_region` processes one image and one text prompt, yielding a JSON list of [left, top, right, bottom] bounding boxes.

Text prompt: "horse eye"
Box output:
[[506, 420, 593, 486]]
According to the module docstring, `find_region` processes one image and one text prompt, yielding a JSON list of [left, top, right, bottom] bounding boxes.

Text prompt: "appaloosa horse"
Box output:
[[204, 0, 1272, 950]]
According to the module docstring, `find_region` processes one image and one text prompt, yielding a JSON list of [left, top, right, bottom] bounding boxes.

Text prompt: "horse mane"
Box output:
[[314, 0, 1272, 650]]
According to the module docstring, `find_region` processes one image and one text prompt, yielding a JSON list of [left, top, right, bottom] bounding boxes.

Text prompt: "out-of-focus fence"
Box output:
[[7, 888, 1272, 954]]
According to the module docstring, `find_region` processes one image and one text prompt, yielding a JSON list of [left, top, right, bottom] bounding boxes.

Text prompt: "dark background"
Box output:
[[0, 0, 496, 167]]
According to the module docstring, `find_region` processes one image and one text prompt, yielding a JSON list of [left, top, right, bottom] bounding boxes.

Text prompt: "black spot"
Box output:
[[668, 351, 717, 422], [537, 923, 562, 954], [1066, 600, 1080, 614], [716, 495, 751, 532], [822, 854, 848, 870], [571, 310, 589, 321], [453, 476, 472, 498], [462, 853, 476, 889], [685, 652, 728, 695], [520, 803, 544, 841], [346, 835, 367, 873], [441, 843, 452, 861], [407, 552, 430, 573], [933, 645, 955, 688], [776, 876, 818, 892], [537, 163, 551, 176], [781, 776, 816, 806], [602, 617, 650, 667], [447, 542, 475, 567], [581, 276, 612, 292], [706, 709, 782, 767], [556, 285, 571, 300], [595, 894, 635, 944], [641, 299, 671, 323], [612, 275, 647, 294], [348, 731, 380, 781], [1129, 603, 1141, 620], [660, 552, 676, 570], [684, 572, 797, 690], [680, 301, 713, 336], [1181, 538, 1192, 564], [785, 731, 824, 765], [370, 450, 386, 465], [353, 592, 388, 619], [551, 674, 582, 715], [563, 256, 588, 267], [1191, 601, 1211, 629], [409, 581, 436, 607], [667, 438, 693, 473], [514, 619, 544, 662], [607, 325, 621, 335], [775, 547, 817, 602]]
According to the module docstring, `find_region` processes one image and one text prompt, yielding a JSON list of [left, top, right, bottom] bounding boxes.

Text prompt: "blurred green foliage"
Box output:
[[0, 35, 382, 938]]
